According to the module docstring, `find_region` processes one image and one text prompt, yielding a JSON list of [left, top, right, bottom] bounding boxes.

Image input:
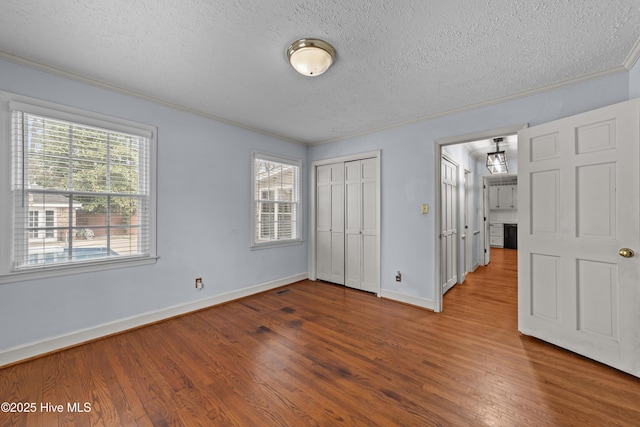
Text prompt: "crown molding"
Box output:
[[623, 36, 640, 69], [0, 51, 305, 146], [0, 49, 633, 148], [310, 66, 629, 146]]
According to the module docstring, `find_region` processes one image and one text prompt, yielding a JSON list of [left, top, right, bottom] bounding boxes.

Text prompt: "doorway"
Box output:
[[441, 155, 458, 294], [433, 124, 526, 313]]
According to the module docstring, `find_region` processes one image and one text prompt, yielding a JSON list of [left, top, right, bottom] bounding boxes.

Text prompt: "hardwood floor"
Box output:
[[2, 248, 640, 426]]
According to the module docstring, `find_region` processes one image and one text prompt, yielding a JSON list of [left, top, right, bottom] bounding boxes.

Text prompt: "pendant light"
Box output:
[[486, 138, 508, 174], [287, 38, 336, 77]]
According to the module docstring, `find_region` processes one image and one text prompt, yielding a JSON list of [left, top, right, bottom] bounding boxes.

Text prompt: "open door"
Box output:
[[518, 98, 640, 377], [464, 170, 473, 275], [441, 156, 458, 294], [483, 177, 491, 265]]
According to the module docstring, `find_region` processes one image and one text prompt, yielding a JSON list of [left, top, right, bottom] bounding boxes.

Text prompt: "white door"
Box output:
[[483, 178, 491, 265], [316, 163, 344, 284], [360, 158, 378, 293], [345, 158, 378, 292], [441, 157, 458, 293], [465, 170, 473, 274], [518, 99, 640, 377]]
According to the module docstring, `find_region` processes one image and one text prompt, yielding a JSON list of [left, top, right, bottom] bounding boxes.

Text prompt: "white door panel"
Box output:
[[345, 159, 378, 292], [316, 231, 331, 280], [316, 168, 331, 281], [483, 180, 491, 265], [441, 157, 458, 293], [361, 161, 378, 293], [519, 99, 640, 377], [345, 233, 361, 288], [361, 234, 377, 292], [345, 161, 361, 289], [316, 163, 344, 284]]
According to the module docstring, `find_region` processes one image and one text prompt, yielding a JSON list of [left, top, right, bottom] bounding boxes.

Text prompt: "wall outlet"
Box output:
[[195, 277, 203, 289], [395, 271, 402, 282]]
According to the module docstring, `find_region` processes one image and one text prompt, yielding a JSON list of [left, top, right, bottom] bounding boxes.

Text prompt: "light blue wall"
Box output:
[[309, 70, 630, 302], [630, 59, 640, 99], [0, 59, 308, 352]]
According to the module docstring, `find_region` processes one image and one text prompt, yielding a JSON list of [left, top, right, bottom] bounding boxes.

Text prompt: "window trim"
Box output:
[[0, 91, 157, 284], [251, 150, 303, 249]]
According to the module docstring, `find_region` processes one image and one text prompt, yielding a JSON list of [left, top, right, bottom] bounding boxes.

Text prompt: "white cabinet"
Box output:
[[316, 158, 378, 293], [489, 184, 517, 210], [489, 223, 504, 247], [489, 186, 500, 209]]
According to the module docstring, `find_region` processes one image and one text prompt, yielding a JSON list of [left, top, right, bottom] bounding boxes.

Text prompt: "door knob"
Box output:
[[619, 248, 634, 258]]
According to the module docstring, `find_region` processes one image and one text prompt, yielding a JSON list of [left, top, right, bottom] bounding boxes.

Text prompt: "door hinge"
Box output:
[[484, 249, 487, 253]]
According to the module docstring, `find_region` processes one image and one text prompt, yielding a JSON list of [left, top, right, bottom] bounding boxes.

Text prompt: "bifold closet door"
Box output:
[[316, 163, 344, 284], [345, 158, 378, 292]]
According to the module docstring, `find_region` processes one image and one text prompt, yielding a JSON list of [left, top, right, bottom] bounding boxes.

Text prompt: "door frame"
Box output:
[[433, 124, 527, 312], [309, 150, 381, 296]]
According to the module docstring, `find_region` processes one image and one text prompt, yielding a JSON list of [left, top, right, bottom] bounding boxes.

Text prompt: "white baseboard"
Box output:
[[380, 289, 434, 311], [0, 272, 308, 367]]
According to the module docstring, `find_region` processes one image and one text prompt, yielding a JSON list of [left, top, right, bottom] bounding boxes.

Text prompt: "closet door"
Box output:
[[345, 158, 378, 292], [316, 163, 344, 284]]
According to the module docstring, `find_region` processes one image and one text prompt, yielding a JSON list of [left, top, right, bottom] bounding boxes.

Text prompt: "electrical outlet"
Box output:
[[395, 271, 402, 282], [195, 277, 203, 289]]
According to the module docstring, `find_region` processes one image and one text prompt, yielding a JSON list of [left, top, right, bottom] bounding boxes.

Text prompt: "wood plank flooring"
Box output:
[[2, 248, 640, 426]]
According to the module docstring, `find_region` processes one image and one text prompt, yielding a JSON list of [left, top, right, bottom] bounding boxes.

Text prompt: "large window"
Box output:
[[0, 94, 156, 280], [252, 152, 302, 248]]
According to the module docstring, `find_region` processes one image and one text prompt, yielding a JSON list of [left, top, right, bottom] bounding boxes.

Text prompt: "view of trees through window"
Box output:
[[14, 111, 149, 267]]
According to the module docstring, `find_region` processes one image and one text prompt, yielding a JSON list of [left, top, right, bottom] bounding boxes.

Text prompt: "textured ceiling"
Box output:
[[1, 1, 639, 145]]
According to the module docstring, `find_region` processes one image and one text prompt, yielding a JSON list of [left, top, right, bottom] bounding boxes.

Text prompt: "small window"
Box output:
[[252, 152, 302, 248], [1, 94, 157, 280], [28, 211, 39, 239], [45, 210, 55, 238]]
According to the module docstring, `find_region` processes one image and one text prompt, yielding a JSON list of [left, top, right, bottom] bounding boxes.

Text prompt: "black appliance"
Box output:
[[504, 224, 518, 249]]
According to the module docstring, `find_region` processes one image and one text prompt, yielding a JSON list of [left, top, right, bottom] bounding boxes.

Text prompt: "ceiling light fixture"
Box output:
[[287, 38, 336, 77], [486, 138, 508, 174]]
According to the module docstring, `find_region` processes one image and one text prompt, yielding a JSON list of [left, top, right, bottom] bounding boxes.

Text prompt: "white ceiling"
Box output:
[[1, 1, 639, 145]]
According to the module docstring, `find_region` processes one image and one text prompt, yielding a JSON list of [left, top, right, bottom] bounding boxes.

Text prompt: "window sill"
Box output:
[[0, 256, 158, 285], [251, 240, 304, 251]]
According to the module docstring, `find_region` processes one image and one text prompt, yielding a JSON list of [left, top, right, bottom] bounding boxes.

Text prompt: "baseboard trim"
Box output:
[[0, 273, 308, 367], [380, 289, 434, 311]]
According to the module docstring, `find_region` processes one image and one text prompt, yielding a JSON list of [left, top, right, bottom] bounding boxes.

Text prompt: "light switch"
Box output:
[[421, 204, 429, 214]]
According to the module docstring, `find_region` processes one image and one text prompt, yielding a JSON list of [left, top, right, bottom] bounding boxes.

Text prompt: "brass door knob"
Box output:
[[619, 248, 634, 258]]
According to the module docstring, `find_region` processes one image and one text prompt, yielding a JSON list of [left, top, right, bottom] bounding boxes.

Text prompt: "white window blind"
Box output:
[[253, 153, 301, 247], [11, 107, 152, 270]]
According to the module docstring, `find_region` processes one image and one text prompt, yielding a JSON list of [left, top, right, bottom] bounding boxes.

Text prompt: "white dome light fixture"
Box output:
[[287, 38, 336, 77]]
